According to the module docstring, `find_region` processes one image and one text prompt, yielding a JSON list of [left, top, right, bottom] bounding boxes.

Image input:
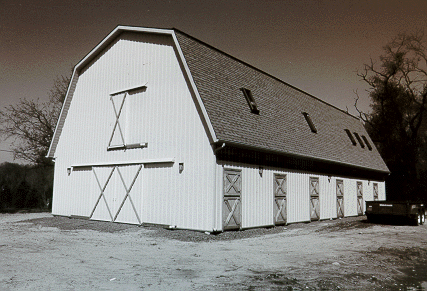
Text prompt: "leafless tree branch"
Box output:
[[0, 75, 70, 165]]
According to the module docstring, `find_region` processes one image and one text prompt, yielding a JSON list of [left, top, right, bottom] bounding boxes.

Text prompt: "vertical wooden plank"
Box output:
[[287, 171, 310, 223], [379, 182, 386, 200]]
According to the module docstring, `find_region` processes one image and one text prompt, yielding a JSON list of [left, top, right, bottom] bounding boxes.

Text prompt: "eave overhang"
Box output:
[[212, 140, 390, 178]]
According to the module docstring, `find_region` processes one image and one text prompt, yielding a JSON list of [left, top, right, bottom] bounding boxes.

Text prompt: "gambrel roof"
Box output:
[[48, 26, 389, 174]]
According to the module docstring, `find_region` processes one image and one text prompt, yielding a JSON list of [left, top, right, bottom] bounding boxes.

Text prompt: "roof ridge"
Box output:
[[173, 27, 359, 120]]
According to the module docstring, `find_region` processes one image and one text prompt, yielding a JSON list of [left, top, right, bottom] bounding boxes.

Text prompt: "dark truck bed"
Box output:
[[365, 201, 426, 226]]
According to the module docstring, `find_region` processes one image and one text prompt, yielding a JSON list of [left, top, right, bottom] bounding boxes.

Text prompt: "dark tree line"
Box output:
[[0, 75, 69, 166], [357, 32, 427, 201], [0, 75, 69, 211], [0, 162, 53, 211]]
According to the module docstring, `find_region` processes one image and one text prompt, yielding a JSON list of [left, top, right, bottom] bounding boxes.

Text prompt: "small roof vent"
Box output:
[[361, 135, 373, 151], [344, 129, 357, 145], [240, 88, 259, 114], [353, 132, 365, 148], [302, 112, 317, 133]]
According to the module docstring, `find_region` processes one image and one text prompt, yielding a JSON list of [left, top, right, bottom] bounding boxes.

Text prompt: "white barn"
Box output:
[[47, 26, 389, 232]]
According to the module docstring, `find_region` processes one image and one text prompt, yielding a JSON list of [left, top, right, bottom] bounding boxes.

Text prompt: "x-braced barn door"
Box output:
[[223, 169, 242, 230], [90, 164, 143, 224], [310, 177, 320, 221], [336, 180, 344, 218], [109, 92, 128, 148], [108, 85, 147, 150], [357, 181, 363, 215], [274, 174, 287, 225], [373, 183, 379, 201]]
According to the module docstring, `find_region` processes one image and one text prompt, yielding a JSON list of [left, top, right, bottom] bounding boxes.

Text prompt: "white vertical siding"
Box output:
[[240, 165, 272, 228], [52, 32, 216, 231], [214, 162, 386, 230], [142, 163, 175, 226], [216, 163, 273, 229], [319, 176, 336, 220], [72, 167, 97, 218], [213, 161, 223, 231], [361, 180, 368, 213], [51, 158, 70, 216], [364, 181, 374, 202], [364, 181, 387, 201], [339, 178, 387, 216], [287, 171, 310, 223], [378, 182, 386, 200], [343, 179, 358, 217]]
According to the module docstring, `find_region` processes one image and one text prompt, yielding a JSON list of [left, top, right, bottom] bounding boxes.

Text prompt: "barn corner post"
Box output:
[[211, 143, 225, 233]]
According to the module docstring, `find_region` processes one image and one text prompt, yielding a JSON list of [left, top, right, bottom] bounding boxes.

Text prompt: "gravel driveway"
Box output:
[[1, 213, 427, 290]]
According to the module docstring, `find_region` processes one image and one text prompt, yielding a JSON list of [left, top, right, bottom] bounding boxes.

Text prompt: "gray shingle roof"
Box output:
[[174, 30, 389, 174], [47, 26, 389, 174]]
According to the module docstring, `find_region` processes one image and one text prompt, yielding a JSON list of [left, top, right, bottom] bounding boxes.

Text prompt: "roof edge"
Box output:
[[47, 69, 79, 158], [76, 25, 175, 72], [170, 30, 218, 143]]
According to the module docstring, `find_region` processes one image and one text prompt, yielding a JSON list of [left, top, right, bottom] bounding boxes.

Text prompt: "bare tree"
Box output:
[[356, 32, 427, 200], [0, 75, 70, 166]]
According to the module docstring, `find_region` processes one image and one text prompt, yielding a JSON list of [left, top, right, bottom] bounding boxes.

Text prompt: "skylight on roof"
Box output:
[[361, 135, 373, 151], [302, 112, 317, 133], [344, 129, 357, 145], [240, 88, 259, 114], [353, 132, 365, 148]]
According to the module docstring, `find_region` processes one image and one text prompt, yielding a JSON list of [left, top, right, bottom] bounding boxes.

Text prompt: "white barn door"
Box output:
[[274, 174, 287, 225], [90, 164, 143, 224], [336, 180, 344, 218], [310, 177, 320, 221], [357, 181, 364, 215], [223, 169, 242, 230], [373, 183, 379, 201]]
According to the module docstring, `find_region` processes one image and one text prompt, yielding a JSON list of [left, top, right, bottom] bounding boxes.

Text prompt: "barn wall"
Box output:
[[51, 29, 388, 232], [52, 32, 216, 231], [215, 161, 386, 230]]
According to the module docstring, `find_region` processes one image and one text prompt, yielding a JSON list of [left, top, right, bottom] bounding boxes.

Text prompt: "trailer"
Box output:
[[365, 201, 426, 226]]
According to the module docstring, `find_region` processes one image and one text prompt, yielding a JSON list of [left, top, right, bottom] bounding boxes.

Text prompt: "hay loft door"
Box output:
[[273, 174, 287, 225], [223, 169, 242, 230]]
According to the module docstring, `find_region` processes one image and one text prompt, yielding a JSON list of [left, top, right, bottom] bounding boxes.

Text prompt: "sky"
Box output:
[[1, 0, 426, 164]]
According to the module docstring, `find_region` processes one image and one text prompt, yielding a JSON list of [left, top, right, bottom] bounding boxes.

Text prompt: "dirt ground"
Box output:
[[1, 213, 427, 290]]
